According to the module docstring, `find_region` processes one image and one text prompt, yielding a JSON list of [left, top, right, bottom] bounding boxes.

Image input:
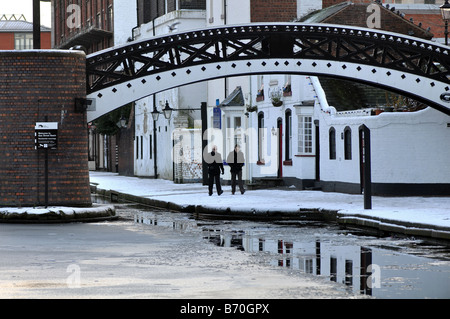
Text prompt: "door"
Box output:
[[359, 127, 364, 194], [315, 122, 320, 181], [277, 118, 283, 178]]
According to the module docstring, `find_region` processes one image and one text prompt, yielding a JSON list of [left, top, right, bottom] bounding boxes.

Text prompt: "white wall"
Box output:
[[113, 0, 137, 45], [317, 105, 450, 186], [297, 0, 322, 19]]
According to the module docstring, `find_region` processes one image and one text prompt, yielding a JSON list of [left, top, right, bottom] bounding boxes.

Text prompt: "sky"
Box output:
[[1, 0, 52, 28]]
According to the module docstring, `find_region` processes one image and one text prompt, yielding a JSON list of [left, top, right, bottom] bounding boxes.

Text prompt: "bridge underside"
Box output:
[[86, 24, 450, 122], [87, 58, 450, 122]]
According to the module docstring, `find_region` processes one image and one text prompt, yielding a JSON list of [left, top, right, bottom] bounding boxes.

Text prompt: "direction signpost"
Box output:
[[35, 122, 58, 207]]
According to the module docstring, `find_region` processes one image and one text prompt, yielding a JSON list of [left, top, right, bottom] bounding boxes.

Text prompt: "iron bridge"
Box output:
[[86, 23, 450, 121]]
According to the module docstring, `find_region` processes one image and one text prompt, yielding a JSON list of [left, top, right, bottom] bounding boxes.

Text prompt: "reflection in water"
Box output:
[[133, 210, 450, 299]]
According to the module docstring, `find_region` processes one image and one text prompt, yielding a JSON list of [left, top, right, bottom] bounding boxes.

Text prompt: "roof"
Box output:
[[298, 1, 434, 40], [219, 86, 245, 107], [300, 2, 349, 23], [297, 2, 436, 111], [0, 20, 51, 33]]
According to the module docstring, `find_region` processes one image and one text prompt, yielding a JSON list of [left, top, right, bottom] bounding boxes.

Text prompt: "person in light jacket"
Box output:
[[227, 144, 245, 195], [205, 145, 224, 196]]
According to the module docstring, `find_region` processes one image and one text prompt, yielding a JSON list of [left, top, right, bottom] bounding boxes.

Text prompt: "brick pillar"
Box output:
[[0, 51, 92, 207]]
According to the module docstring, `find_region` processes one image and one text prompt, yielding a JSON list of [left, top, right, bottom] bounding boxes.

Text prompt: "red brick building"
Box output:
[[322, 0, 446, 40], [0, 15, 51, 50], [302, 1, 434, 40], [53, 0, 113, 52]]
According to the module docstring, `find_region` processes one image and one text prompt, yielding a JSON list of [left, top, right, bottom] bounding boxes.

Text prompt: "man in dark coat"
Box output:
[[205, 145, 224, 196], [227, 144, 245, 195]]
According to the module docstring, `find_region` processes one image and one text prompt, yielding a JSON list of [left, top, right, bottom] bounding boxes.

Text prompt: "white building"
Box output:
[[125, 0, 450, 196], [133, 6, 207, 180], [205, 0, 321, 185], [314, 83, 450, 195]]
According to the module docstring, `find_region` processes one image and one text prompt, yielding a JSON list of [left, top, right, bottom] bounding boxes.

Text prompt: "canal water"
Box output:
[[98, 197, 450, 299]]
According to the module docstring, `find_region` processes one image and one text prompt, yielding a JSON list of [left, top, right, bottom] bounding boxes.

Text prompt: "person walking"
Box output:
[[227, 144, 245, 195], [205, 145, 224, 196]]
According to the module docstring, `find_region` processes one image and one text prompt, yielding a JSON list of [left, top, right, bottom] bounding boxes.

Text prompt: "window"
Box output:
[[256, 75, 264, 102], [136, 137, 139, 160], [258, 112, 265, 163], [283, 75, 292, 96], [344, 127, 352, 160], [209, 0, 214, 23], [329, 127, 336, 160], [234, 116, 242, 148], [298, 116, 313, 154], [149, 135, 153, 160], [107, 6, 113, 31], [225, 115, 242, 154], [285, 110, 292, 160], [96, 12, 101, 29], [180, 0, 207, 10], [14, 33, 33, 50], [140, 136, 144, 159]]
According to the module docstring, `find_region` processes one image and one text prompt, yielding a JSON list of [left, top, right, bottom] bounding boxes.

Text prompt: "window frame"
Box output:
[[297, 115, 313, 155]]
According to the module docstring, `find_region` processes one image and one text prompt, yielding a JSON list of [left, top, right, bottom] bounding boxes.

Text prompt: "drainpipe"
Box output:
[[131, 0, 139, 41]]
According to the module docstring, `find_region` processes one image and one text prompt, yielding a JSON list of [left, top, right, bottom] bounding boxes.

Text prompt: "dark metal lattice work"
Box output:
[[86, 23, 450, 116]]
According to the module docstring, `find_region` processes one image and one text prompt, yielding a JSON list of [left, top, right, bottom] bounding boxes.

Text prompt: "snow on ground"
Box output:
[[89, 172, 450, 230], [0, 205, 114, 216]]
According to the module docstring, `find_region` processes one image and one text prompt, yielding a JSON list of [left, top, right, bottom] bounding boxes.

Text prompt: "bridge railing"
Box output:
[[86, 23, 450, 95]]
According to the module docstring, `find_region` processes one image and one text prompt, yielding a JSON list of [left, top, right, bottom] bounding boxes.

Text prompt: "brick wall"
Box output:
[[251, 0, 298, 22], [0, 33, 14, 50], [0, 51, 92, 207]]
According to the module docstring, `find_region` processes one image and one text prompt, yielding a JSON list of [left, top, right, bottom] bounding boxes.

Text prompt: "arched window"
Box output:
[[329, 127, 336, 160], [344, 126, 352, 160]]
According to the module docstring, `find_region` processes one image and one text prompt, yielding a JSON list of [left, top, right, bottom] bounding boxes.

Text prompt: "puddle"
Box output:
[[93, 196, 450, 299], [132, 209, 450, 299]]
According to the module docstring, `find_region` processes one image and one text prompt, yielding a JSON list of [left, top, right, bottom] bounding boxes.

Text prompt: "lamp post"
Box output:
[[441, 0, 450, 45]]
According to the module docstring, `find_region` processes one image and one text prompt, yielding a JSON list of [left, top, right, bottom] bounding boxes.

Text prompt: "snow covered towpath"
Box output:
[[90, 172, 450, 241]]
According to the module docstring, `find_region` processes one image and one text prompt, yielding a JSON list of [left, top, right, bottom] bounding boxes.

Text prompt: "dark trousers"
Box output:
[[231, 170, 244, 194], [208, 173, 222, 195]]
